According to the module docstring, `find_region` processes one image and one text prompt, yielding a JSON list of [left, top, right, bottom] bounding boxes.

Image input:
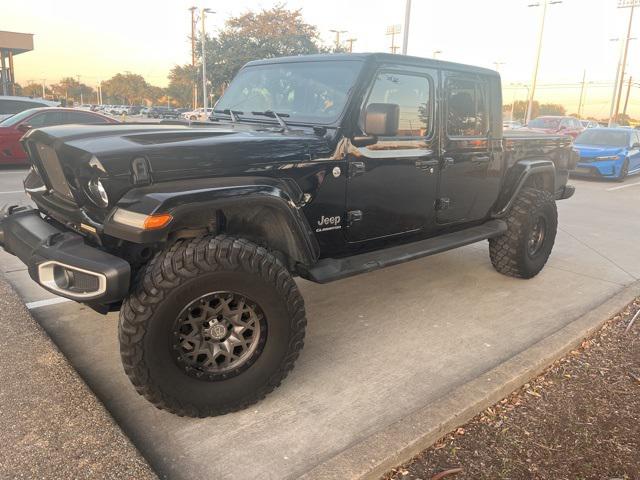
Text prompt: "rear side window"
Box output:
[[0, 99, 48, 115], [62, 111, 109, 124], [363, 72, 432, 137], [446, 77, 488, 137]]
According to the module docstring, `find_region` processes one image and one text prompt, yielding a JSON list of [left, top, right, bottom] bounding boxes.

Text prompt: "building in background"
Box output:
[[0, 31, 34, 96]]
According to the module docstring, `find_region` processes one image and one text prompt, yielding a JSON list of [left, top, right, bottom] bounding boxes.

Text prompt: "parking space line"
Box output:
[[0, 171, 27, 175], [0, 191, 25, 195], [25, 297, 73, 310], [606, 182, 640, 191]]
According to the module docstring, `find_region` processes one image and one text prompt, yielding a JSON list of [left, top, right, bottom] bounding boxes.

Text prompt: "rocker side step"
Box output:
[[303, 219, 507, 284]]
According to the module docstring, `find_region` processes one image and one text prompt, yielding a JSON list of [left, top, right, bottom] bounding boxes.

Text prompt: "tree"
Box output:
[[199, 5, 324, 95], [167, 64, 198, 108], [538, 103, 566, 116], [21, 83, 43, 97], [50, 77, 94, 104], [101, 73, 151, 105]]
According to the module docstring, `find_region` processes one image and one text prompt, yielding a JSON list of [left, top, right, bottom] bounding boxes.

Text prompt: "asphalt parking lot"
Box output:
[[1, 168, 639, 479]]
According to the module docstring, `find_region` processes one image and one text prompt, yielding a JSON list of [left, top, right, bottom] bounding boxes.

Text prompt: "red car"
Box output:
[[0, 107, 118, 165], [525, 116, 584, 139]]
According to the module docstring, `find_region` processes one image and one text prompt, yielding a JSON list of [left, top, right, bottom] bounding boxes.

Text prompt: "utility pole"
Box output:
[[329, 29, 347, 51], [623, 75, 633, 116], [577, 70, 586, 118], [346, 38, 357, 53], [525, 0, 562, 125], [41, 79, 46, 98], [189, 6, 198, 109], [608, 37, 625, 126], [402, 0, 411, 55], [76, 74, 83, 104], [386, 25, 401, 54], [613, 1, 636, 123], [201, 8, 214, 113], [432, 50, 442, 58]]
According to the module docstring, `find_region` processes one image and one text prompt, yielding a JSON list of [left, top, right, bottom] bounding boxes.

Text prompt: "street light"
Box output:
[[329, 29, 347, 50], [402, 0, 412, 55], [432, 50, 442, 58], [201, 7, 214, 113], [525, 0, 562, 125], [345, 38, 357, 53]]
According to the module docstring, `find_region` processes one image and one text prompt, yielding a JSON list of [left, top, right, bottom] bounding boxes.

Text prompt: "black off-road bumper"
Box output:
[[0, 206, 130, 304]]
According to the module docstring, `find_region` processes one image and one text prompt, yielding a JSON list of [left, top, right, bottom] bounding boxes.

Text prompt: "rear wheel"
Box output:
[[489, 187, 557, 279], [118, 235, 306, 417]]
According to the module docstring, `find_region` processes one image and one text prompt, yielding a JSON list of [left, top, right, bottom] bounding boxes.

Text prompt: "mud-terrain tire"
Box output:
[[489, 187, 557, 279], [118, 235, 306, 417]]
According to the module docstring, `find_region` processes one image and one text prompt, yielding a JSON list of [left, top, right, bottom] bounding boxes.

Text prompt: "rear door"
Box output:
[[437, 72, 500, 225], [346, 67, 439, 242]]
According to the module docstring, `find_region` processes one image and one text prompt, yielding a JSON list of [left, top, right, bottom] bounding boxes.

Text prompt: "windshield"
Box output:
[[528, 117, 560, 129], [215, 60, 363, 124], [0, 108, 40, 127], [575, 130, 629, 147]]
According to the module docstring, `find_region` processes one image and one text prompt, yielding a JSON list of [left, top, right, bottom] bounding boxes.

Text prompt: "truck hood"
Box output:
[[23, 122, 334, 180], [573, 145, 625, 158]]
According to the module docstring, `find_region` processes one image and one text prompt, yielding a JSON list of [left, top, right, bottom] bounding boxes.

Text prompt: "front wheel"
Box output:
[[118, 236, 307, 417], [616, 159, 629, 182], [489, 187, 558, 279]]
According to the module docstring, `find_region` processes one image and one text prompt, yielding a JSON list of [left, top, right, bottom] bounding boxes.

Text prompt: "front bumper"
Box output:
[[571, 159, 622, 178], [0, 206, 130, 303]]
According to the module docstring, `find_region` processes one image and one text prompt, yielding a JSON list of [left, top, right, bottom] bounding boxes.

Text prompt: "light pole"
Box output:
[[493, 61, 505, 73], [346, 38, 357, 53], [329, 29, 347, 50], [577, 70, 586, 118], [432, 50, 442, 58], [402, 0, 412, 55], [611, 0, 637, 125], [525, 0, 562, 125], [201, 7, 214, 112], [189, 6, 198, 109]]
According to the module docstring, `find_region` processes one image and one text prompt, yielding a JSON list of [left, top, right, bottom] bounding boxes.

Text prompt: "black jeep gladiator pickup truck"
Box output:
[[0, 53, 576, 417]]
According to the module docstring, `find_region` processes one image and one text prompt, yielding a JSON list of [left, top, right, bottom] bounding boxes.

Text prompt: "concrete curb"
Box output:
[[299, 280, 640, 480]]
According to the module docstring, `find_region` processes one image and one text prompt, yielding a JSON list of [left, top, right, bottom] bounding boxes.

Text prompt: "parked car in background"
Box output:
[[0, 107, 118, 165], [572, 128, 640, 181], [127, 106, 144, 115], [503, 120, 522, 129], [0, 96, 61, 121], [580, 119, 598, 129], [526, 116, 584, 138], [148, 106, 180, 119], [182, 107, 214, 120]]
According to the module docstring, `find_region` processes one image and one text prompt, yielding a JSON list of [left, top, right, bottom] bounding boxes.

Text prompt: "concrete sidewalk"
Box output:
[[0, 277, 156, 480]]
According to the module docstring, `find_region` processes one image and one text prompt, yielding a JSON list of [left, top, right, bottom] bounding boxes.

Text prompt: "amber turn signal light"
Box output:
[[142, 214, 173, 230]]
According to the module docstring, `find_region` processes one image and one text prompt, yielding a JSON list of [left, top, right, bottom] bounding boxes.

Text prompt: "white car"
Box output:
[[0, 96, 61, 121], [182, 108, 214, 121]]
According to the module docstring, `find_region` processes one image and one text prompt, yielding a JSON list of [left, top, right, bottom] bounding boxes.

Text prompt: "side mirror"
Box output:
[[364, 103, 400, 137], [17, 124, 32, 133]]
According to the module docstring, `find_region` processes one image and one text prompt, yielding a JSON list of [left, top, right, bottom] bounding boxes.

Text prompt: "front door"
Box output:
[[437, 73, 500, 225], [346, 68, 439, 243]]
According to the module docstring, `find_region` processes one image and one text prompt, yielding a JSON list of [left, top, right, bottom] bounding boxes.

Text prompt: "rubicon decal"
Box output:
[[315, 215, 342, 232]]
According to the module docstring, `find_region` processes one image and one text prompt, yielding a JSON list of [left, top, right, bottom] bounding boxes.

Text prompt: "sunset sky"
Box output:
[[4, 0, 639, 117]]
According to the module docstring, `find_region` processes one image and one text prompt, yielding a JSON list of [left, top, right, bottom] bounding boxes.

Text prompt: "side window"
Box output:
[[26, 111, 63, 127], [62, 111, 109, 124], [446, 77, 488, 137], [363, 72, 432, 138], [634, 131, 640, 145]]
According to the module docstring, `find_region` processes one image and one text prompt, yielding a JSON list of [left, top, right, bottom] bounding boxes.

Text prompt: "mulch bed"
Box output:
[[385, 298, 640, 480]]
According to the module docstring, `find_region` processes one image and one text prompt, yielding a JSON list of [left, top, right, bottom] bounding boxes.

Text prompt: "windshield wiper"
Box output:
[[213, 109, 243, 123], [251, 110, 290, 130]]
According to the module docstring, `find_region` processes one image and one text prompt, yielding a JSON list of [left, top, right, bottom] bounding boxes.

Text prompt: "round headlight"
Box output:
[[87, 178, 109, 207]]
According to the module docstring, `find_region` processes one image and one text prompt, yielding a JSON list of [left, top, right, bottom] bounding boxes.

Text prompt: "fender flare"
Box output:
[[104, 178, 320, 266], [492, 159, 556, 218]]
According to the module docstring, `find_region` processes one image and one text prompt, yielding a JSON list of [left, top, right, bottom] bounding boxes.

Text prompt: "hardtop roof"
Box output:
[[245, 52, 499, 77]]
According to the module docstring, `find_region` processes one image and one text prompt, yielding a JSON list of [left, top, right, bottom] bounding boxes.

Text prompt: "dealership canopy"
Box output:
[[0, 31, 34, 96]]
